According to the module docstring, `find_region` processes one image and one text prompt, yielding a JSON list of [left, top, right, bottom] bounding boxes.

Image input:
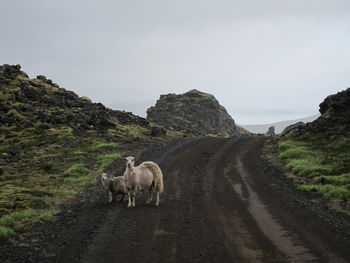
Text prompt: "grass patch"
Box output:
[[91, 140, 118, 151], [298, 184, 350, 200], [315, 173, 350, 186], [285, 158, 333, 177], [279, 135, 350, 201], [279, 147, 314, 160]]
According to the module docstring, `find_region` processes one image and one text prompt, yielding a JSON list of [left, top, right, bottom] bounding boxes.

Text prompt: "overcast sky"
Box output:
[[1, 0, 349, 124]]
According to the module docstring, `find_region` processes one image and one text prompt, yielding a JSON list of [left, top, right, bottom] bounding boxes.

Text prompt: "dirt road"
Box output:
[[2, 137, 349, 262]]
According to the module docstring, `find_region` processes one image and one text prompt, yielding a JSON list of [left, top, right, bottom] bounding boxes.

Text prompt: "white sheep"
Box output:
[[123, 156, 164, 208], [100, 173, 127, 202]]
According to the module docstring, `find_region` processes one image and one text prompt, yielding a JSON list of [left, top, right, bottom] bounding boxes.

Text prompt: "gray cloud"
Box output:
[[1, 0, 349, 124]]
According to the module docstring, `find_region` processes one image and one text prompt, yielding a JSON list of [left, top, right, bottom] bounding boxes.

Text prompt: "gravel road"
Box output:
[[2, 136, 349, 263]]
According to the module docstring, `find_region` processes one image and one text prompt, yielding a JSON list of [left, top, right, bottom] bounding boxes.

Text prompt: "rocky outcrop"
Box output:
[[147, 89, 240, 136], [266, 126, 275, 136], [302, 88, 350, 138], [280, 122, 305, 137], [0, 64, 149, 133]]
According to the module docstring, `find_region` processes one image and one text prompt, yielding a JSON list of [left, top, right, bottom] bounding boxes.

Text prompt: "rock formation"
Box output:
[[301, 88, 350, 138], [147, 90, 240, 136]]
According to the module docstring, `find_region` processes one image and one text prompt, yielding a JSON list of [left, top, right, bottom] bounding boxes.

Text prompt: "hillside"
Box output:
[[147, 89, 242, 136], [278, 88, 350, 209], [0, 64, 179, 236], [242, 114, 320, 134]]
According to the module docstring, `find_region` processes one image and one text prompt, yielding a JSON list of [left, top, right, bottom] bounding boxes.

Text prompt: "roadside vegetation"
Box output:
[[0, 128, 127, 236], [278, 131, 350, 201]]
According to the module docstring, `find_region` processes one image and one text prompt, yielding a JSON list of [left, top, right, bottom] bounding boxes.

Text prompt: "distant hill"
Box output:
[[241, 114, 320, 134], [147, 89, 244, 136]]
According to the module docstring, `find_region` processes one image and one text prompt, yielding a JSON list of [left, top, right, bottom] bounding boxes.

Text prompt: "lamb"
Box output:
[[123, 156, 164, 208], [100, 173, 127, 202]]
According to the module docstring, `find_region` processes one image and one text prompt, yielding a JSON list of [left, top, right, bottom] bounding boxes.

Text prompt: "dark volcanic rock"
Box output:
[[0, 64, 149, 132], [0, 64, 25, 79], [147, 89, 240, 136], [150, 126, 167, 137], [302, 88, 350, 138], [267, 126, 275, 135]]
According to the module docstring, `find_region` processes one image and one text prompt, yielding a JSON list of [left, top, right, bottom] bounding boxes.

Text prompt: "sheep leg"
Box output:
[[132, 191, 136, 207], [108, 191, 113, 203], [155, 192, 159, 206], [146, 190, 153, 204], [119, 193, 125, 203], [112, 192, 117, 202], [127, 192, 132, 208]]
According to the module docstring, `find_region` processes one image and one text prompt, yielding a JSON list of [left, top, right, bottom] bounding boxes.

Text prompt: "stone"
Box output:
[[151, 127, 167, 137], [267, 126, 275, 135]]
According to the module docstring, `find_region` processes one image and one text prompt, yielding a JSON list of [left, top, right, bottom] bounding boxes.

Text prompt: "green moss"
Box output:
[[39, 213, 54, 222], [278, 147, 314, 160], [97, 153, 121, 173], [29, 78, 63, 94], [65, 163, 90, 177], [52, 189, 77, 197], [286, 158, 333, 177], [91, 140, 118, 151], [81, 96, 92, 102], [116, 125, 149, 138], [0, 93, 12, 100], [298, 184, 350, 200], [315, 173, 350, 186], [16, 74, 29, 81], [322, 108, 333, 119], [279, 135, 350, 200], [48, 127, 75, 140], [7, 109, 26, 120], [0, 210, 35, 229], [0, 226, 15, 236], [64, 176, 92, 187]]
